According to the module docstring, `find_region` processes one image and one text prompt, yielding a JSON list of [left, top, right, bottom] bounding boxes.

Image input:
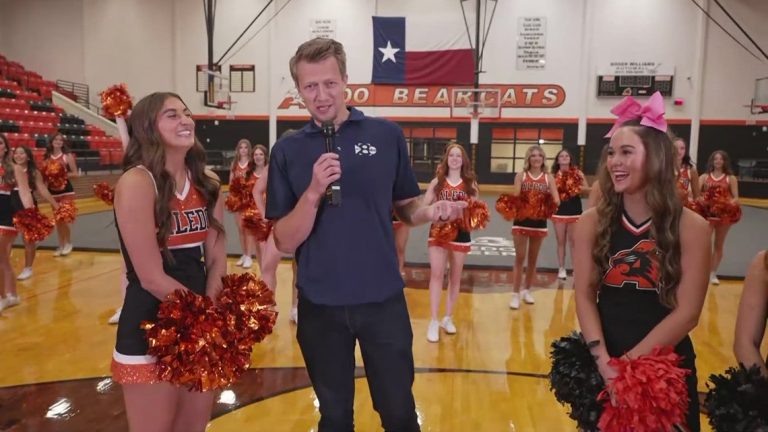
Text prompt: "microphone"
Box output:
[[321, 121, 341, 206]]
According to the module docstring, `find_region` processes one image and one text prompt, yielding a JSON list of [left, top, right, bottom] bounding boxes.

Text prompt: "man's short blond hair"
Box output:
[[289, 37, 347, 86]]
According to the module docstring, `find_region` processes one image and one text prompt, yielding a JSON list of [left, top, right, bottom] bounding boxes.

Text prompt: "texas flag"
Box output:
[[371, 16, 475, 85]]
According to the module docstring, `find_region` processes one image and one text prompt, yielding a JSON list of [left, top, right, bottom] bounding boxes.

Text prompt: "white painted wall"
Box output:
[[701, 0, 768, 119], [0, 0, 86, 83], [1, 0, 766, 120]]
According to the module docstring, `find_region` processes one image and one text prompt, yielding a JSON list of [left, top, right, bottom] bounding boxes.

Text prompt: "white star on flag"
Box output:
[[378, 41, 400, 63]]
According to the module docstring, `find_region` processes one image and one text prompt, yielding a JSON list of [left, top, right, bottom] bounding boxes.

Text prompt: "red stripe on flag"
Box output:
[[405, 49, 474, 85]]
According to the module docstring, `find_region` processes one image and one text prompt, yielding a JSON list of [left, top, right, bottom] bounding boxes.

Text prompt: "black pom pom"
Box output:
[[705, 364, 768, 432], [549, 331, 605, 431]]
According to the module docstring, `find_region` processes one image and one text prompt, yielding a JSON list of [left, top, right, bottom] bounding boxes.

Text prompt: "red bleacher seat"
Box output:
[[110, 149, 124, 165]]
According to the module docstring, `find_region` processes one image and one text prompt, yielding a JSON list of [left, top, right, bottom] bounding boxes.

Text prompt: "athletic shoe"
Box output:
[[440, 316, 457, 334], [426, 319, 440, 342]]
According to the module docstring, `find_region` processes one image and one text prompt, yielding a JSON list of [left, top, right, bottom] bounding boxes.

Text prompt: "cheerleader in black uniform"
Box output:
[[698, 150, 738, 285], [42, 133, 79, 256], [108, 115, 131, 324], [509, 145, 560, 309], [110, 92, 226, 431], [734, 249, 767, 376], [574, 98, 710, 431], [551, 149, 589, 279], [0, 133, 25, 311], [424, 143, 478, 341], [12, 146, 60, 281]]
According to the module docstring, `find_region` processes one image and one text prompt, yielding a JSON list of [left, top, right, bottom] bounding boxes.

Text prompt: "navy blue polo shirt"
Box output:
[[266, 107, 421, 306]]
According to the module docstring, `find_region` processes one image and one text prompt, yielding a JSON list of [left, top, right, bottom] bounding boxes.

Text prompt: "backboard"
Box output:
[[751, 77, 768, 114], [450, 88, 501, 119]]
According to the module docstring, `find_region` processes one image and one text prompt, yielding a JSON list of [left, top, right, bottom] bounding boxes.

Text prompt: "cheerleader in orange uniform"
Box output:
[[551, 149, 589, 279], [698, 150, 738, 285], [42, 133, 79, 256], [509, 145, 560, 309], [229, 139, 256, 269], [252, 143, 300, 324], [423, 143, 478, 342], [13, 146, 59, 281], [674, 137, 700, 205]]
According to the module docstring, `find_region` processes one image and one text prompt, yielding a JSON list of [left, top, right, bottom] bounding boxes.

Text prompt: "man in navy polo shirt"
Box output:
[[266, 37, 466, 432]]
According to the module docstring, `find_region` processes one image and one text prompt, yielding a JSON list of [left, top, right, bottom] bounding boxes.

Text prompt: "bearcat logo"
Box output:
[[603, 239, 660, 291]]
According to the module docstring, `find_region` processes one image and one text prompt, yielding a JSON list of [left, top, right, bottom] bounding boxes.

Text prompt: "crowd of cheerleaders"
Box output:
[[0, 91, 764, 429], [223, 132, 742, 342], [0, 132, 78, 314], [220, 127, 762, 430]]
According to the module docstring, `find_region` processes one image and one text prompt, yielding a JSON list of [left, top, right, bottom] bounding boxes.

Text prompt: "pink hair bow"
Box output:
[[604, 91, 668, 137]]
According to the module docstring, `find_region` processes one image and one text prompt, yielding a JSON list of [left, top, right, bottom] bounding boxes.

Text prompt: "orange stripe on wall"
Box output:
[[199, 114, 763, 126]]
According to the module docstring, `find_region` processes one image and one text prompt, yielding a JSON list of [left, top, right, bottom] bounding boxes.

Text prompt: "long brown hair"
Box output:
[[433, 142, 477, 197], [122, 92, 223, 257], [593, 119, 683, 308], [706, 150, 733, 176], [551, 148, 577, 174], [14, 146, 39, 191], [248, 144, 268, 178], [44, 133, 72, 159], [0, 134, 13, 185]]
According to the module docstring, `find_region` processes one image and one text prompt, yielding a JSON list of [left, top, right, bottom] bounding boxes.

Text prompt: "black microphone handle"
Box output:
[[323, 129, 342, 206]]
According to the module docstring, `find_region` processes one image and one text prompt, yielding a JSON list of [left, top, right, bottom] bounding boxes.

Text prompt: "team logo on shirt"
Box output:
[[603, 239, 660, 291], [355, 143, 377, 156], [171, 208, 209, 235]]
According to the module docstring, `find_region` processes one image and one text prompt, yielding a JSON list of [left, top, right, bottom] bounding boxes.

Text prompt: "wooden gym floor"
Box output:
[[1, 196, 766, 431], [0, 251, 763, 431]]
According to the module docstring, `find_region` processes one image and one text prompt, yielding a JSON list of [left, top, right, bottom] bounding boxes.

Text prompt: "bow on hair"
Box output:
[[604, 91, 668, 137]]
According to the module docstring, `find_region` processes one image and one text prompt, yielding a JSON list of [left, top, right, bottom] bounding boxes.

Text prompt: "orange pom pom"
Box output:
[[495, 193, 522, 221], [99, 83, 133, 119], [54, 200, 77, 223], [557, 168, 583, 201], [526, 191, 558, 220], [225, 176, 256, 212], [93, 182, 114, 206], [598, 347, 690, 432], [42, 160, 67, 191], [701, 187, 741, 224], [241, 207, 272, 241], [142, 290, 229, 392], [142, 274, 277, 392], [460, 199, 490, 231], [13, 207, 54, 242], [218, 272, 277, 346], [429, 222, 459, 242]]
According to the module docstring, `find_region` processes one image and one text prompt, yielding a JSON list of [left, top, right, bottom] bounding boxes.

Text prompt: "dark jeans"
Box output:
[[297, 290, 420, 432]]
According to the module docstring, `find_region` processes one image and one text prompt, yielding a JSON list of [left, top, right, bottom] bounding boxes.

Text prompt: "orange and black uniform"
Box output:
[[45, 153, 76, 201], [552, 169, 583, 224], [598, 211, 699, 431], [0, 165, 15, 236], [677, 166, 693, 201], [111, 167, 210, 384], [512, 171, 550, 237], [428, 179, 470, 253], [701, 173, 732, 225]]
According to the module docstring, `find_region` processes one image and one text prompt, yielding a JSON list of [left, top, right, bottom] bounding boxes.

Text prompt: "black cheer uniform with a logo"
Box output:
[[111, 168, 210, 384], [598, 211, 700, 431]]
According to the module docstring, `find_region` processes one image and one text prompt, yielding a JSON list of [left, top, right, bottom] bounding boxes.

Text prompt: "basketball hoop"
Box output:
[[749, 77, 768, 115], [450, 88, 501, 119]]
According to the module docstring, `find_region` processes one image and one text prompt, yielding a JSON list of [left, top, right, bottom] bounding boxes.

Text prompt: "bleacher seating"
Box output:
[[0, 53, 122, 172]]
